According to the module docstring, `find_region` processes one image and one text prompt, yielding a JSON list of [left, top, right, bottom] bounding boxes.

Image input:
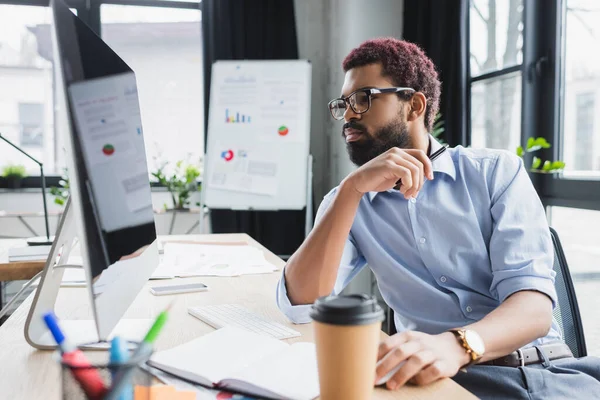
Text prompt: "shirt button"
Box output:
[[410, 198, 416, 203], [440, 276, 447, 283], [466, 306, 473, 313], [419, 237, 427, 244]]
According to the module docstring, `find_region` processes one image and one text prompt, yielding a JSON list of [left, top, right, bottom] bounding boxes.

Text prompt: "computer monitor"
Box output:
[[25, 0, 159, 349]]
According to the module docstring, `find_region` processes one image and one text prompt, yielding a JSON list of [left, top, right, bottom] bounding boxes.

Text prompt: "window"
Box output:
[[561, 1, 600, 179], [549, 206, 600, 356], [469, 0, 524, 151], [0, 1, 201, 186], [573, 93, 595, 171], [470, 72, 522, 150], [18, 103, 44, 148], [0, 5, 56, 175], [100, 4, 204, 174]]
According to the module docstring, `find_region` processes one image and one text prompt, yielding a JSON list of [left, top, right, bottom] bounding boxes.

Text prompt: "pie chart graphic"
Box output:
[[278, 125, 289, 136], [221, 149, 234, 162], [102, 144, 115, 156]]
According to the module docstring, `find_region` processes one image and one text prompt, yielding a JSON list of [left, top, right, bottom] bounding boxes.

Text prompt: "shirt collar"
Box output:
[[367, 134, 456, 202]]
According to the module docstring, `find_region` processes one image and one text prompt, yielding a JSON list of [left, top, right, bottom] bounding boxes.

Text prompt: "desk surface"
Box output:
[[0, 234, 475, 399], [0, 239, 46, 281]]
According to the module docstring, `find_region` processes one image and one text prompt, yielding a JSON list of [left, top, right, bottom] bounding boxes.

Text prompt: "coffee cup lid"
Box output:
[[309, 294, 384, 326]]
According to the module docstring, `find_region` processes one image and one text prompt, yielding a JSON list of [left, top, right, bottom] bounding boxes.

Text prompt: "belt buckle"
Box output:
[[516, 349, 525, 367]]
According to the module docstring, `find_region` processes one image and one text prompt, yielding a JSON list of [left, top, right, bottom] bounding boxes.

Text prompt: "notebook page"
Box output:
[[148, 327, 288, 385], [221, 342, 319, 400]]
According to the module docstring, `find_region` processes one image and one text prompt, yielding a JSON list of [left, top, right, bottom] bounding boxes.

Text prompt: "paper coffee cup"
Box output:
[[310, 294, 384, 400]]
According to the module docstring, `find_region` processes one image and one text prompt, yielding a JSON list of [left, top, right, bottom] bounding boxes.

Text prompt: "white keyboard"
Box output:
[[188, 304, 301, 340]]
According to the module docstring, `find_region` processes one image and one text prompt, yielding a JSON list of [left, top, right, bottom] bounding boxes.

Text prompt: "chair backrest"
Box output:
[[550, 227, 587, 358]]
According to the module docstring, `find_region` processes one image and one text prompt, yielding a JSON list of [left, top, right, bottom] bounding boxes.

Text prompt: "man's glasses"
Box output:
[[328, 87, 415, 120]]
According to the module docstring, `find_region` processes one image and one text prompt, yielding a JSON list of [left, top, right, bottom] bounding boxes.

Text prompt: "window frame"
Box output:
[[0, 0, 201, 189]]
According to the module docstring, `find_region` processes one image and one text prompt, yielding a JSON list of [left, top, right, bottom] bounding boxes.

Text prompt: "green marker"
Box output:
[[142, 306, 170, 344], [105, 304, 172, 400]]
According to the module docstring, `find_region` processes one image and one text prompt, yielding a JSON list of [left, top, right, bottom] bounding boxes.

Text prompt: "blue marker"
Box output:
[[43, 312, 107, 399], [110, 336, 133, 400]]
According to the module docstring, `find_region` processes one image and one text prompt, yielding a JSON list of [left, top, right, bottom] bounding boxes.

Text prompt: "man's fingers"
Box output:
[[406, 149, 433, 180], [378, 331, 414, 360], [387, 155, 419, 196], [387, 350, 436, 390], [387, 163, 413, 194], [375, 341, 422, 383], [411, 361, 446, 386], [389, 151, 426, 198]]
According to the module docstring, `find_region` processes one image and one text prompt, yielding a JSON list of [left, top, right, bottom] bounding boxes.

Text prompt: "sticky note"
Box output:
[[174, 391, 196, 400], [134, 385, 177, 400]]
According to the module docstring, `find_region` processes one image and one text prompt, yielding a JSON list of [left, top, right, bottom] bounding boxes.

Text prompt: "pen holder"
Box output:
[[60, 341, 153, 400]]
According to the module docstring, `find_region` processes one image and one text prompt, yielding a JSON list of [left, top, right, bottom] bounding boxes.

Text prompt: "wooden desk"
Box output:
[[0, 239, 46, 281], [0, 234, 475, 399]]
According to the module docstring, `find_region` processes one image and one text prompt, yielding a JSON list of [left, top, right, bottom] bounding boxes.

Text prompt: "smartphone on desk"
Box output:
[[149, 282, 209, 296]]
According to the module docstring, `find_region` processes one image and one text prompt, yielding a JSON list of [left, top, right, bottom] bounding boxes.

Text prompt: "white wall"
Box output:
[[295, 0, 404, 202], [294, 0, 404, 295]]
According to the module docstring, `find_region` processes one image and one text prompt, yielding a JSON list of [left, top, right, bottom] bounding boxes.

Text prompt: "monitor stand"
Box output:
[[24, 199, 152, 350]]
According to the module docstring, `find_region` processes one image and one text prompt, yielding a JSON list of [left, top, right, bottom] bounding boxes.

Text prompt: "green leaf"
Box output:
[[531, 156, 542, 170], [526, 137, 535, 151], [516, 146, 524, 157], [542, 160, 552, 171], [535, 137, 551, 149], [550, 161, 566, 171], [526, 137, 551, 152]]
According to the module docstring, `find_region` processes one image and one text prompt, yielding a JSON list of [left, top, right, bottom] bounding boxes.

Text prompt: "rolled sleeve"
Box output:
[[488, 152, 558, 308], [275, 187, 367, 323], [276, 270, 314, 324]]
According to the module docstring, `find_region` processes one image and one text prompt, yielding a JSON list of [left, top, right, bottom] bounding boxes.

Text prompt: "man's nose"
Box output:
[[343, 105, 361, 122]]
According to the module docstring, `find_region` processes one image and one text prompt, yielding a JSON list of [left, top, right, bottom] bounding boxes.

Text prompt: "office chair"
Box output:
[[383, 228, 588, 358], [550, 227, 587, 358]]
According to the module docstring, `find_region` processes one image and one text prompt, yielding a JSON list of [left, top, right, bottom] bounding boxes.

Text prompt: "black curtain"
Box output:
[[403, 0, 469, 147], [201, 0, 305, 257]]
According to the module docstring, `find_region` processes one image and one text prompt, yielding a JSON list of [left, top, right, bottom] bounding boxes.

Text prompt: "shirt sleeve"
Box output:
[[276, 188, 367, 324], [488, 152, 558, 308]]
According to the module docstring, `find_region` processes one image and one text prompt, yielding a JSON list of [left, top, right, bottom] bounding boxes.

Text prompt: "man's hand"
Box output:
[[344, 148, 434, 199], [375, 331, 470, 390]]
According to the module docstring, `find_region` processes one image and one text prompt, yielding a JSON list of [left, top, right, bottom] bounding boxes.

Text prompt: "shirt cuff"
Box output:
[[496, 275, 558, 309], [275, 269, 314, 324]]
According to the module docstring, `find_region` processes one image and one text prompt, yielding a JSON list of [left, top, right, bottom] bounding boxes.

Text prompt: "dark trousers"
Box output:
[[453, 356, 600, 399]]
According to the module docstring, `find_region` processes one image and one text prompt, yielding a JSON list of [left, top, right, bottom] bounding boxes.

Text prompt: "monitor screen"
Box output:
[[51, 0, 156, 298]]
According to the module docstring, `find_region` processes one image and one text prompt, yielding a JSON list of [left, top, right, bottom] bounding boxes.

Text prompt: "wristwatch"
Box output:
[[449, 329, 485, 367]]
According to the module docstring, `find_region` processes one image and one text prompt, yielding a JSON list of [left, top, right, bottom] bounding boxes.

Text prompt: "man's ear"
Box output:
[[407, 92, 427, 122]]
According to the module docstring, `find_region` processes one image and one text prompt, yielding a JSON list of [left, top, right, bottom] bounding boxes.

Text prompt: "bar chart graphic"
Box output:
[[225, 108, 251, 123]]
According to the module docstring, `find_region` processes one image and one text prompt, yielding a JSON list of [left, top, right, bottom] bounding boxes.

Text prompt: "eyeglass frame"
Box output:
[[328, 87, 416, 120]]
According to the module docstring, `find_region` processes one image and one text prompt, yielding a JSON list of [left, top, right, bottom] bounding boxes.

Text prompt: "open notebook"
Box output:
[[147, 327, 319, 400]]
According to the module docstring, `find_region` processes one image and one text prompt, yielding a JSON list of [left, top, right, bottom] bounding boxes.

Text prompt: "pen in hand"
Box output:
[[393, 144, 449, 191]]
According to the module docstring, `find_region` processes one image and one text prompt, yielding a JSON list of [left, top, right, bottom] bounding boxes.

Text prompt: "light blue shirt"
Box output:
[[276, 136, 561, 347]]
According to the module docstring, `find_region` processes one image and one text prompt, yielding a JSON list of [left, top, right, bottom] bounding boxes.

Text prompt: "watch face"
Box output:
[[464, 330, 486, 355]]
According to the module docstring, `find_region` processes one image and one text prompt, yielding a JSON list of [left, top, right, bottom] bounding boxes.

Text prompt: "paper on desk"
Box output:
[[151, 243, 277, 278], [31, 267, 86, 288]]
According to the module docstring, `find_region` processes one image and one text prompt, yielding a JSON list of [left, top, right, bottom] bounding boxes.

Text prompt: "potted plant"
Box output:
[[50, 168, 70, 206], [2, 164, 27, 189], [516, 137, 565, 174], [151, 158, 203, 211]]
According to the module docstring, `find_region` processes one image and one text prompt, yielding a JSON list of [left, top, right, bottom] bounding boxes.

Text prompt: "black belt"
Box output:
[[481, 342, 573, 368]]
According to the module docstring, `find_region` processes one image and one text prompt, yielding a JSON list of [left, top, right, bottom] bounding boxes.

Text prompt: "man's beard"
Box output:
[[344, 117, 413, 166]]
